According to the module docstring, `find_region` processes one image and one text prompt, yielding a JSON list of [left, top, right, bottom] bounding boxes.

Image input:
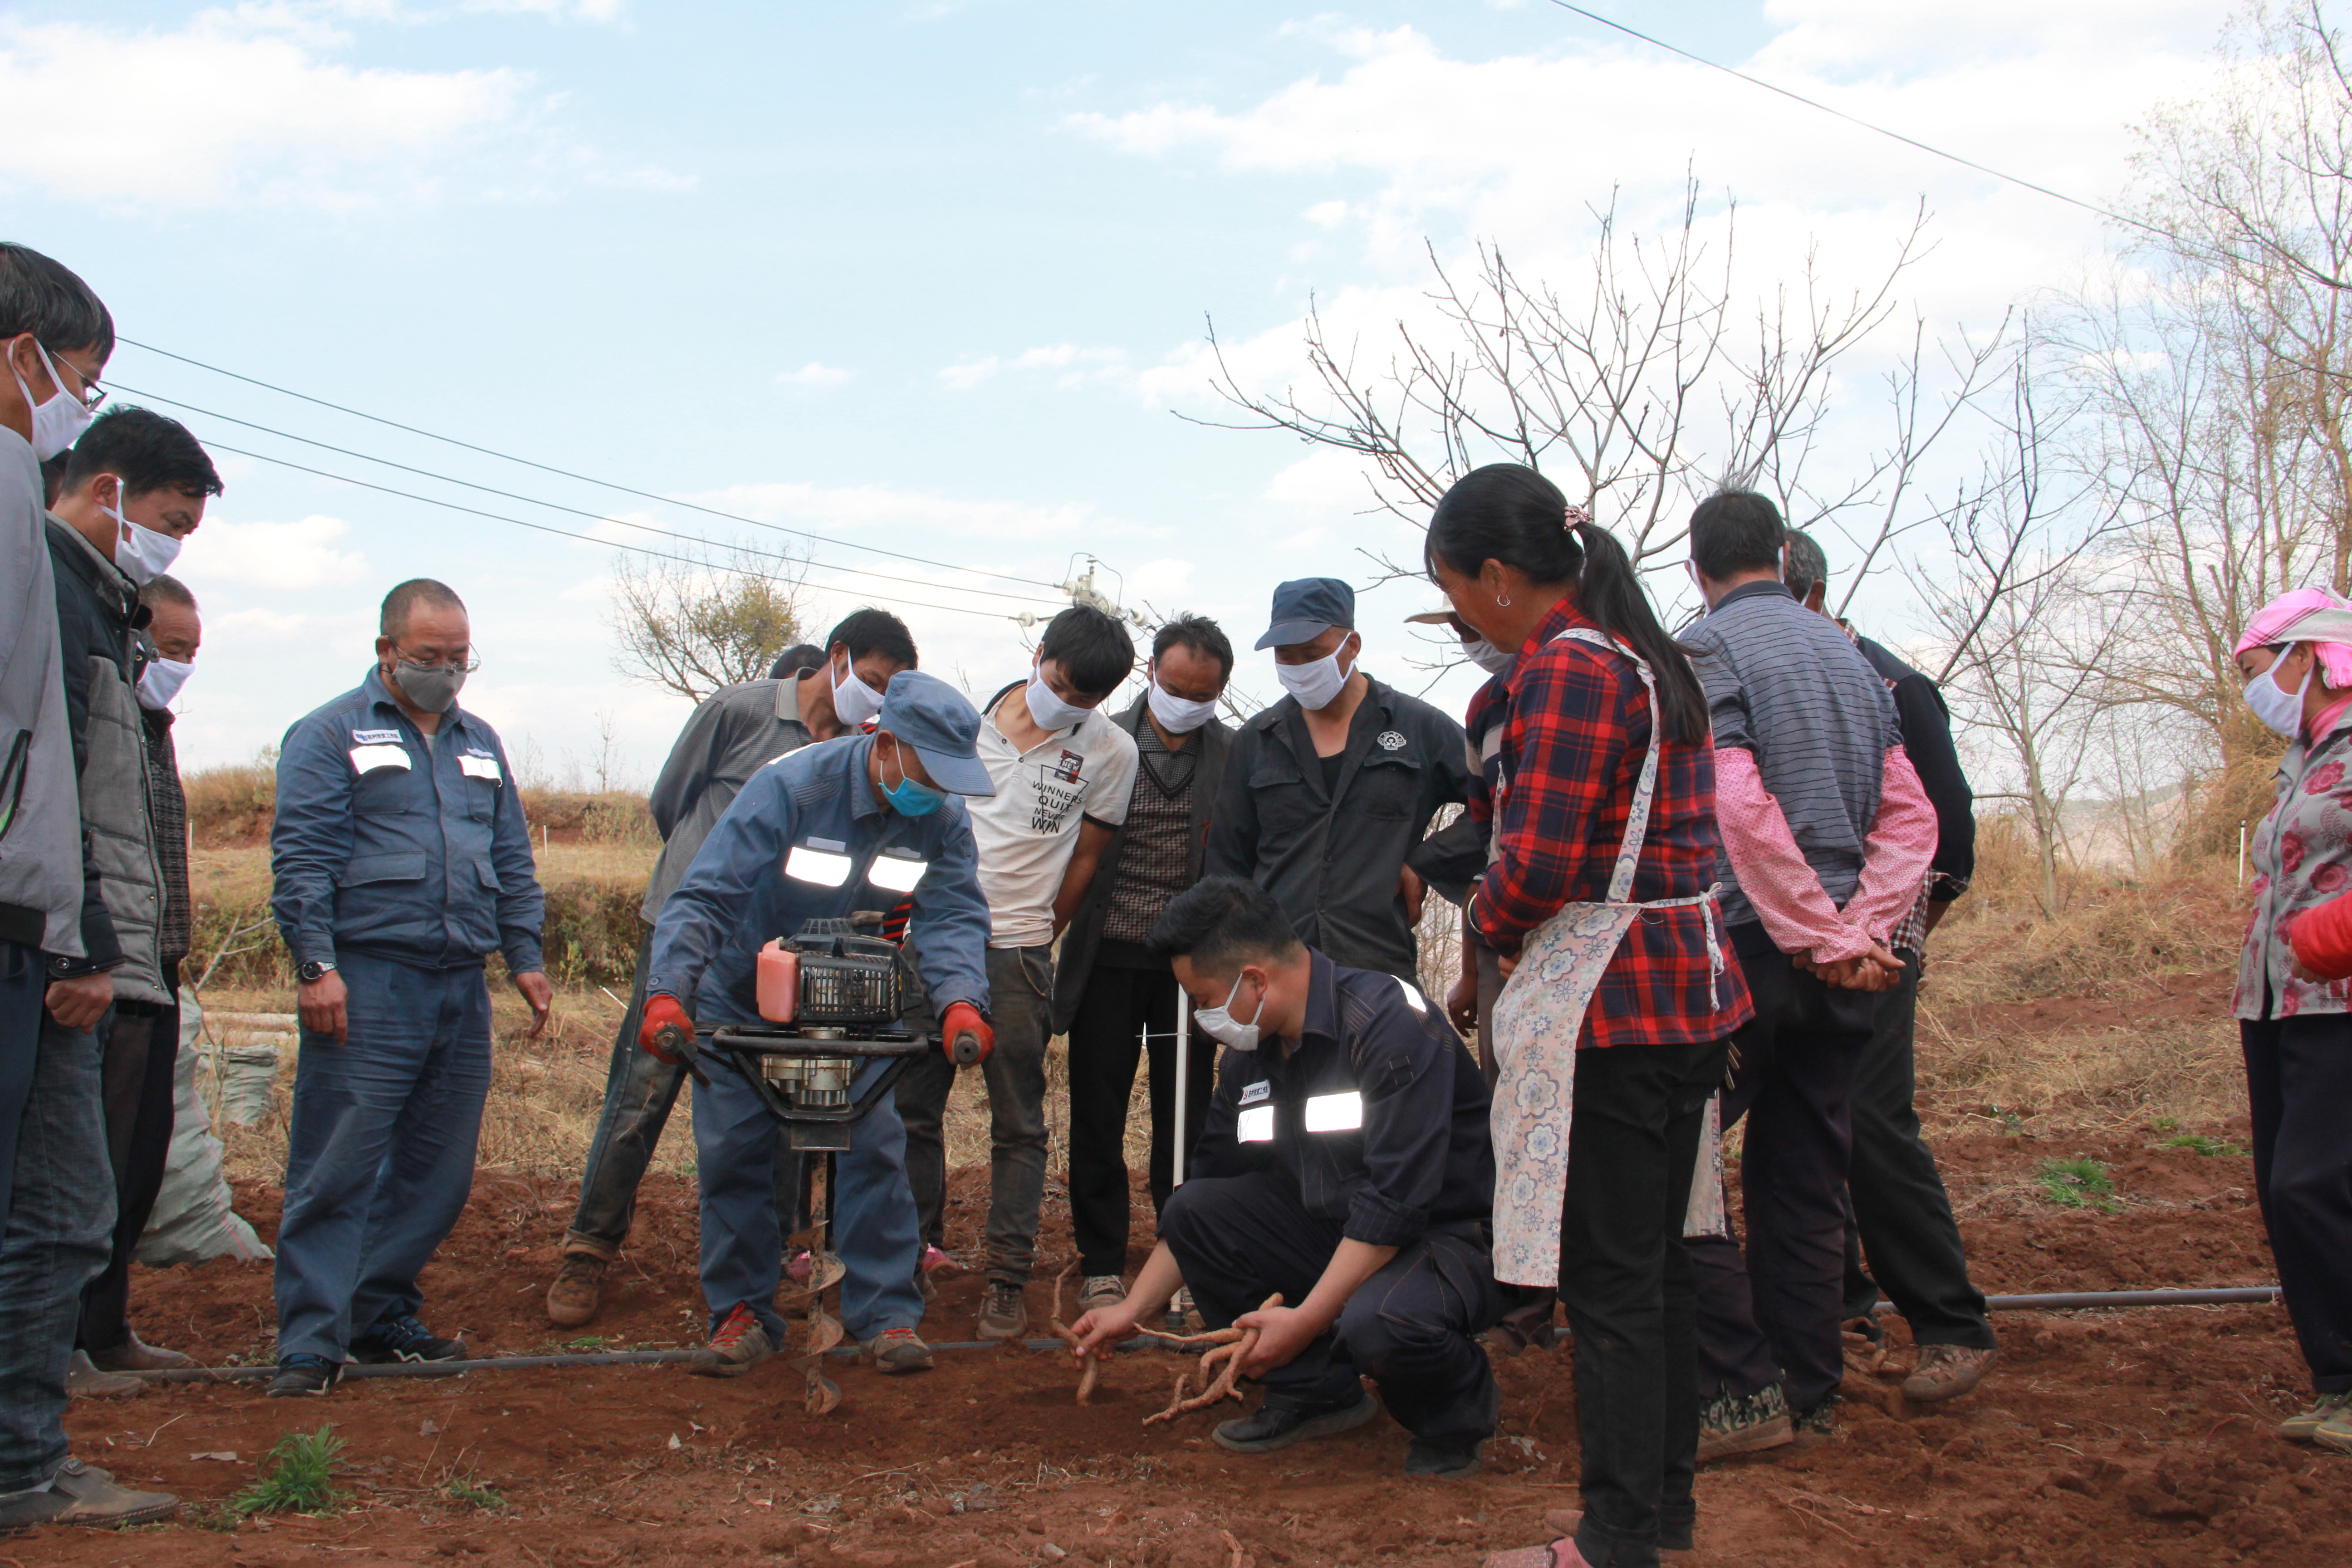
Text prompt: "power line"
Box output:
[[112, 336, 1068, 591], [196, 439, 1019, 623], [115, 382, 1065, 609], [1544, 1, 2166, 238]]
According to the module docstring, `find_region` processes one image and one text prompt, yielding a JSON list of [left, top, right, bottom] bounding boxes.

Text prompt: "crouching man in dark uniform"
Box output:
[[1070, 875, 1505, 1478]]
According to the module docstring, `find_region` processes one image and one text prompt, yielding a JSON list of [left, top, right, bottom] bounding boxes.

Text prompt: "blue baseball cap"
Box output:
[[877, 671, 995, 797], [1255, 577, 1356, 651]]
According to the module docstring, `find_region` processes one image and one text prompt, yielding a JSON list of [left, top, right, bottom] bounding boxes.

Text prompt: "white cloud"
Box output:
[[938, 343, 1131, 391], [777, 361, 854, 387], [1304, 199, 1349, 229], [0, 11, 678, 211], [177, 514, 372, 591]]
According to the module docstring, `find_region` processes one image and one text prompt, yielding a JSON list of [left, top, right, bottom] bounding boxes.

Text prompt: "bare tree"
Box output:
[[610, 542, 808, 705]]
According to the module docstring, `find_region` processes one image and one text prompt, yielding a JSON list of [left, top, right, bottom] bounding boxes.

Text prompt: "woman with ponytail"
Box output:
[[1432, 465, 1752, 1568]]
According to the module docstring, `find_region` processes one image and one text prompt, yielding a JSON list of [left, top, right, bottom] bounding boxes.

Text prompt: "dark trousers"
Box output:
[[1838, 954, 1993, 1348], [1157, 1170, 1505, 1441], [1688, 946, 1876, 1415], [1065, 960, 1215, 1277], [77, 962, 179, 1353], [2242, 1012, 2352, 1393], [565, 927, 803, 1259], [0, 938, 44, 1228], [1561, 1038, 1729, 1568]]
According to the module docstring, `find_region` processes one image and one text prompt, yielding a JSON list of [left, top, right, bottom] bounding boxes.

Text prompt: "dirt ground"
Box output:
[[25, 1104, 2342, 1568]]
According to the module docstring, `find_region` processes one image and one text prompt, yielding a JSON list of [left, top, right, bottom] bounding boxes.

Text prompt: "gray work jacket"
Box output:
[[1206, 675, 1473, 983], [642, 675, 816, 922], [1049, 694, 1232, 1034], [0, 430, 83, 956]]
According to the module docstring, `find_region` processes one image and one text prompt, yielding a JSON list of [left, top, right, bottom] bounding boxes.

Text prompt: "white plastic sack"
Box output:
[[135, 994, 272, 1266]]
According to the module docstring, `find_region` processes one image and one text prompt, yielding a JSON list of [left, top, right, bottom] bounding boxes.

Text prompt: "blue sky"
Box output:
[[1, 0, 2235, 779]]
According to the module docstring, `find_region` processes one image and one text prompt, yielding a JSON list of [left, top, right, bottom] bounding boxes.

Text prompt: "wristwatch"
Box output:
[[297, 960, 338, 984]]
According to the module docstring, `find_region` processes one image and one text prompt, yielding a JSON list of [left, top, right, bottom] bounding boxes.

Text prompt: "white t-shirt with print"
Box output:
[[970, 688, 1139, 948]]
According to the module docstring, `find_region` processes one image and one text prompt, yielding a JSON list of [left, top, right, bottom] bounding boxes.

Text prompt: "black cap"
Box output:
[[1255, 577, 1356, 651]]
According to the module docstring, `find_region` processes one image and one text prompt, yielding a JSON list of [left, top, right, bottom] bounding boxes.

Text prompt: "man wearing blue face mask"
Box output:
[[1069, 876, 1504, 1479], [639, 671, 997, 1378], [1208, 578, 1475, 984]]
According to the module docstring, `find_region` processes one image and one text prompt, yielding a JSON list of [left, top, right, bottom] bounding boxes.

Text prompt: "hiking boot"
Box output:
[[2314, 1399, 2352, 1455], [1543, 1510, 1692, 1560], [692, 1303, 774, 1378], [1903, 1343, 1997, 1402], [1214, 1390, 1379, 1454], [1404, 1432, 1489, 1479], [1697, 1383, 1793, 1464], [66, 1350, 147, 1399], [2280, 1391, 2352, 1442], [1791, 1392, 1841, 1451], [350, 1313, 466, 1365], [863, 1327, 935, 1375], [1842, 1318, 1886, 1378], [43, 1458, 177, 1529], [266, 1354, 342, 1398], [545, 1254, 608, 1328], [976, 1282, 1029, 1341], [1079, 1274, 1127, 1313], [86, 1333, 194, 1373]]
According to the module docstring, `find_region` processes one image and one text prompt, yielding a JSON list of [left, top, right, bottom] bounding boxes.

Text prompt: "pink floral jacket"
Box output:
[[2237, 704, 2352, 1019]]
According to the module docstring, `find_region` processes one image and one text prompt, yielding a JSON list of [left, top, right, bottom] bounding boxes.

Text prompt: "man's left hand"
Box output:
[[1235, 1303, 1323, 1379], [513, 970, 554, 1037]]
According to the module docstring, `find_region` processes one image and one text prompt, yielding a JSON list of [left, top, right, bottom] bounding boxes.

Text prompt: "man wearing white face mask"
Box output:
[[1069, 876, 1505, 1479], [1051, 613, 1235, 1313], [1208, 578, 1475, 985], [896, 605, 1139, 1342]]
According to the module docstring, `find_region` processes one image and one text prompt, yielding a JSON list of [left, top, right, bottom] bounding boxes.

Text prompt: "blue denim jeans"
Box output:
[[0, 998, 112, 1491], [692, 1053, 923, 1344], [274, 953, 492, 1362]]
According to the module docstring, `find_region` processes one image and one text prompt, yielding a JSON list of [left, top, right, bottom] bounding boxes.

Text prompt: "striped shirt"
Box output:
[[1683, 581, 1901, 935]]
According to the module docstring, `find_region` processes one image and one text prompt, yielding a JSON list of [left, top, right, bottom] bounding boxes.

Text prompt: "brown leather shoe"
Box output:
[[44, 1458, 178, 1528], [546, 1253, 608, 1328], [1903, 1343, 1997, 1403], [86, 1333, 195, 1373], [65, 1352, 147, 1399], [975, 1281, 1029, 1341]]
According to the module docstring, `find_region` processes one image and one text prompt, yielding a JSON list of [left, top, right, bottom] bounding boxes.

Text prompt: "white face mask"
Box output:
[[1462, 636, 1514, 677], [137, 657, 193, 712], [12, 342, 96, 462], [1276, 635, 1357, 710], [1146, 671, 1216, 734], [102, 482, 182, 586], [1025, 661, 1091, 731], [830, 650, 885, 725], [2248, 649, 2312, 738], [1194, 971, 1268, 1053]]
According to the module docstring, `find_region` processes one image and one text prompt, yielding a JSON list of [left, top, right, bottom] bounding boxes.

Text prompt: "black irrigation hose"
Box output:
[[133, 1290, 2287, 1384]]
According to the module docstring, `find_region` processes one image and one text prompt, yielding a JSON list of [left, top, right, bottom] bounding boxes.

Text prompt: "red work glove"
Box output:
[[941, 1001, 993, 1066], [640, 994, 695, 1063]]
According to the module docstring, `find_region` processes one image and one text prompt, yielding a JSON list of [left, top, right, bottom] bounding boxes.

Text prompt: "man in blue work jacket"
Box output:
[[641, 671, 996, 1378], [1071, 876, 1504, 1479], [267, 578, 551, 1398]]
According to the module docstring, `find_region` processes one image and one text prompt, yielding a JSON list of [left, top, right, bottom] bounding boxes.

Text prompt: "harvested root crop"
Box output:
[[1144, 1292, 1281, 1426], [1046, 1264, 1100, 1404]]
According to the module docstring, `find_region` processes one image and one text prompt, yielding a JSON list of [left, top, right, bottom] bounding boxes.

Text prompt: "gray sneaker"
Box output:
[[1079, 1274, 1128, 1313], [1902, 1343, 1997, 1403], [2282, 1390, 2352, 1443], [863, 1328, 935, 1375], [691, 1304, 775, 1378], [976, 1282, 1028, 1341], [45, 1457, 179, 1528]]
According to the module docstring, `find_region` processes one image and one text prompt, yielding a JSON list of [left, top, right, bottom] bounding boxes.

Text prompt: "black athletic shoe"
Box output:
[[265, 1354, 343, 1398], [1404, 1433, 1489, 1479], [349, 1313, 466, 1364], [1212, 1390, 1379, 1454]]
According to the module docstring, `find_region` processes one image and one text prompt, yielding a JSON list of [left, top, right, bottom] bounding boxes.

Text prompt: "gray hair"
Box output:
[[1782, 529, 1830, 603], [138, 573, 197, 612]]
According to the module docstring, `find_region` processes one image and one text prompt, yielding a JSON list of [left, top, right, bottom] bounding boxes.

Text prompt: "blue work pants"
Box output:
[[274, 953, 492, 1362], [692, 1052, 922, 1344]]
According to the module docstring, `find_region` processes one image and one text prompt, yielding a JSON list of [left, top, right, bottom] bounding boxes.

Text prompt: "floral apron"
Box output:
[[1488, 628, 1727, 1288]]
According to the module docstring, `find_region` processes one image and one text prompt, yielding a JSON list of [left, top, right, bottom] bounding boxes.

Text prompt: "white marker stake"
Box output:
[[1171, 991, 1191, 1188]]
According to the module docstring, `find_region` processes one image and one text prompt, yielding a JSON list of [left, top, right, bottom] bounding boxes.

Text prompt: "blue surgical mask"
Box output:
[[881, 742, 946, 818]]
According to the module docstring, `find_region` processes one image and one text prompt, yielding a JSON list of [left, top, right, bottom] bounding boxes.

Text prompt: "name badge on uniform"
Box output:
[[349, 744, 411, 774], [1236, 1103, 1276, 1143], [1303, 1091, 1363, 1133], [785, 836, 854, 887], [1239, 1080, 1270, 1106], [352, 728, 402, 745], [868, 849, 928, 894], [459, 752, 502, 783]]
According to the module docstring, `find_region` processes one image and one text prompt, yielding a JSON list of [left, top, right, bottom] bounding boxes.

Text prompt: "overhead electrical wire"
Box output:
[[195, 439, 1019, 623], [111, 335, 1068, 591], [112, 383, 1064, 610], [1543, 0, 2167, 239]]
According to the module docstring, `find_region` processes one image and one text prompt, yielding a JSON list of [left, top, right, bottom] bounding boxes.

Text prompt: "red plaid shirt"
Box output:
[[1470, 598, 1754, 1049]]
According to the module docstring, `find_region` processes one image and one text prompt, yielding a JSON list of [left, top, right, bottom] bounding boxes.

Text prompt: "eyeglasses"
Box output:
[[39, 342, 107, 412], [391, 645, 481, 675]]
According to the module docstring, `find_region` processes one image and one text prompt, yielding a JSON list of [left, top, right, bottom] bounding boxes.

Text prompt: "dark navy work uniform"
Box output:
[[1158, 950, 1504, 1441]]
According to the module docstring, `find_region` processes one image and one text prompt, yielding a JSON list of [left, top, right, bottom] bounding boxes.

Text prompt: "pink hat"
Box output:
[[2238, 588, 2352, 687]]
